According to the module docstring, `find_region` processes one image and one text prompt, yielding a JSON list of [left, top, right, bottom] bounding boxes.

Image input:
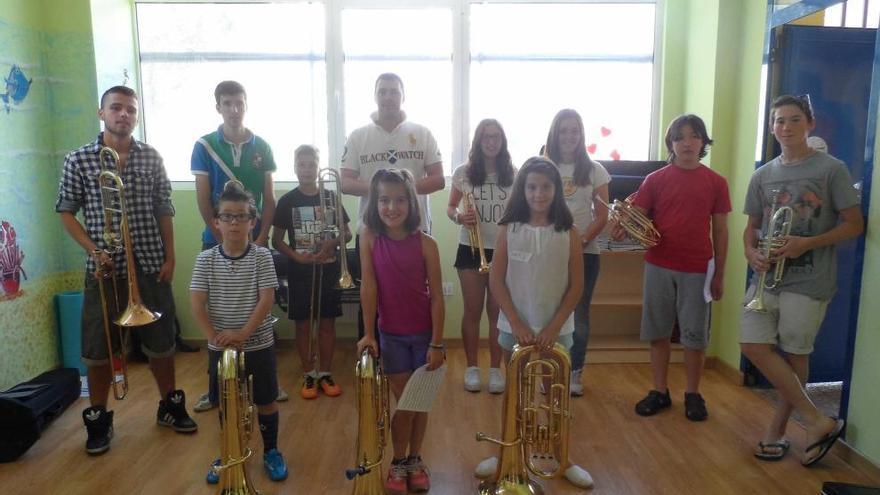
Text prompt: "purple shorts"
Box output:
[[379, 330, 431, 375]]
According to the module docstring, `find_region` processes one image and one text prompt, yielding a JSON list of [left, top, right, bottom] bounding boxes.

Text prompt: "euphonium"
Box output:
[[745, 201, 794, 313], [475, 343, 572, 495], [596, 193, 661, 248], [462, 192, 490, 274], [346, 348, 390, 495], [213, 348, 261, 495]]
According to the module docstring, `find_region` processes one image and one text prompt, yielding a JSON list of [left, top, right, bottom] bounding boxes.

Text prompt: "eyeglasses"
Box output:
[[217, 213, 255, 223]]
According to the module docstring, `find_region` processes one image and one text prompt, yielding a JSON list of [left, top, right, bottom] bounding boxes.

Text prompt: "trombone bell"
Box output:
[[116, 302, 162, 327]]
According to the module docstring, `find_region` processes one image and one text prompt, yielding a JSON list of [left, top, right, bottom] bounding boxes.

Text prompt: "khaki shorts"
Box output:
[[739, 286, 829, 355]]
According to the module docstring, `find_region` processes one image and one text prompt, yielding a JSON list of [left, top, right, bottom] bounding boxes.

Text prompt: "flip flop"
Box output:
[[754, 439, 791, 461], [803, 418, 846, 467]]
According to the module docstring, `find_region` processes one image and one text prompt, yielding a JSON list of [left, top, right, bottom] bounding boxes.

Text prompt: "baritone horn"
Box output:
[[213, 348, 261, 495], [462, 192, 490, 274], [346, 347, 390, 495], [96, 146, 163, 399], [475, 343, 572, 495], [745, 200, 794, 313], [596, 193, 661, 248]]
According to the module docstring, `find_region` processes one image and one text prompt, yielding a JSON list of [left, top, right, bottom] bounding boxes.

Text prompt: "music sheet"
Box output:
[[395, 364, 447, 412]]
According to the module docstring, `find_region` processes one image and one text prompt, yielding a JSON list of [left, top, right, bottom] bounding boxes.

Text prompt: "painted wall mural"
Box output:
[[1, 63, 31, 112]]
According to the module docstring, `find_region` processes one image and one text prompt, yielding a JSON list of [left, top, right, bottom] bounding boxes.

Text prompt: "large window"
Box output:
[[135, 1, 658, 180]]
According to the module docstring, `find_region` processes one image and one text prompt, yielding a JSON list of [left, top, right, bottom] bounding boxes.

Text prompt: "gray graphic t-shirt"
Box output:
[[744, 151, 859, 300]]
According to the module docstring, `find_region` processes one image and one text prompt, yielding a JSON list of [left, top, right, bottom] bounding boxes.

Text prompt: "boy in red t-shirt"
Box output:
[[613, 114, 730, 421]]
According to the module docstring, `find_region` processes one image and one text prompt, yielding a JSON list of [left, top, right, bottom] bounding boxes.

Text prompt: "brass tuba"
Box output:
[[596, 193, 661, 248], [475, 343, 572, 495], [96, 146, 162, 399], [213, 348, 261, 495], [462, 192, 490, 274], [745, 196, 794, 313], [346, 348, 390, 495]]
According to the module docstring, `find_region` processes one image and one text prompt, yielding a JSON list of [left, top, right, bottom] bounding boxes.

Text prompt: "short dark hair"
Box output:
[[374, 73, 405, 95], [664, 114, 713, 162], [214, 81, 247, 104], [467, 119, 515, 188], [363, 169, 421, 235], [215, 179, 257, 218], [499, 157, 573, 232], [770, 94, 814, 123], [100, 86, 137, 108]]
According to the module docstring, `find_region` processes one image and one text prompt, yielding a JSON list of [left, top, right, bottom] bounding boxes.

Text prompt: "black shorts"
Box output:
[[453, 243, 495, 270], [288, 262, 343, 321], [208, 347, 278, 406]]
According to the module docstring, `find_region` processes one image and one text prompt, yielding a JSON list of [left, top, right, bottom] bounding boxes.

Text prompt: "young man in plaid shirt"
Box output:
[[56, 86, 197, 455]]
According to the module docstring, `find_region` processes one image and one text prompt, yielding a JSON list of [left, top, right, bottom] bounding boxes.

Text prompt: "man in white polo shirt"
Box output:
[[340, 72, 444, 233]]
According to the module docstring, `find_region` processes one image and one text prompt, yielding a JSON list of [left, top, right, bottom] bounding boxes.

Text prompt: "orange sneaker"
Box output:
[[318, 374, 342, 397], [300, 374, 318, 400], [385, 462, 408, 495], [407, 455, 431, 492]]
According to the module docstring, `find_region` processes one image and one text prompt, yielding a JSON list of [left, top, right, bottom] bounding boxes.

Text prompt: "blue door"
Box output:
[[765, 25, 874, 383]]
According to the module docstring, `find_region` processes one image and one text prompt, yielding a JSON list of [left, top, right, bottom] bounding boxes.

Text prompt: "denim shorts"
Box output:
[[379, 330, 432, 375]]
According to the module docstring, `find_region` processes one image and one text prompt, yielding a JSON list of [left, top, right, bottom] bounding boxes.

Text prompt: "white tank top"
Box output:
[[498, 222, 574, 336]]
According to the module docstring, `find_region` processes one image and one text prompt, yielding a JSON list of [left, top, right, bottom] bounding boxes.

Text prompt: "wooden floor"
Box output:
[[2, 344, 878, 495]]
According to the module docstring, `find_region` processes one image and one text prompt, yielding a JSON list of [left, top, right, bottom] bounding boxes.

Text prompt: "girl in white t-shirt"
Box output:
[[544, 108, 611, 396], [447, 119, 516, 394]]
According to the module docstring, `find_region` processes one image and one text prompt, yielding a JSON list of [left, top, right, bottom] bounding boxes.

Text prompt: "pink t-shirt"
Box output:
[[372, 231, 432, 334], [632, 163, 731, 273]]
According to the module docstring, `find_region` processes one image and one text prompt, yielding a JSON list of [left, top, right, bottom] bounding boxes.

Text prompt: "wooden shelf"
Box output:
[[587, 334, 684, 364], [592, 293, 642, 307]]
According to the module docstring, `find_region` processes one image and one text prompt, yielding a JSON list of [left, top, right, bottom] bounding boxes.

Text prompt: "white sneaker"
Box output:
[[488, 368, 505, 394], [276, 386, 289, 402], [193, 392, 216, 412], [474, 456, 498, 479], [464, 366, 482, 392], [570, 369, 584, 397], [564, 463, 593, 488]]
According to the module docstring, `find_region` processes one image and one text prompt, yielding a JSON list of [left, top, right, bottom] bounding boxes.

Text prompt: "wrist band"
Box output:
[[428, 343, 445, 350]]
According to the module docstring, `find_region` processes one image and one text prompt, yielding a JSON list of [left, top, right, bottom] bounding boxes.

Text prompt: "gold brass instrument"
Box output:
[[596, 193, 661, 248], [318, 168, 354, 289], [475, 343, 572, 495], [96, 146, 162, 399], [213, 348, 261, 495], [745, 199, 794, 313], [462, 192, 490, 274], [346, 348, 390, 495]]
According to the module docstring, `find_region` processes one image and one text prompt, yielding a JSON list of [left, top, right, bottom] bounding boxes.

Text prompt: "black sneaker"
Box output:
[[83, 406, 113, 455], [157, 389, 198, 433], [684, 392, 708, 421], [635, 389, 672, 416]]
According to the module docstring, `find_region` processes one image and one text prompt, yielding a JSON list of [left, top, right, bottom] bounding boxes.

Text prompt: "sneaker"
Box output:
[[263, 448, 289, 481], [318, 374, 342, 397], [385, 461, 408, 495], [474, 456, 498, 479], [564, 463, 594, 488], [684, 392, 708, 421], [206, 458, 221, 484], [406, 455, 431, 492], [635, 389, 672, 417], [300, 374, 318, 400], [464, 366, 481, 392], [570, 369, 584, 397], [193, 392, 216, 413], [83, 406, 113, 455], [276, 386, 289, 402], [488, 368, 505, 394], [157, 389, 199, 433]]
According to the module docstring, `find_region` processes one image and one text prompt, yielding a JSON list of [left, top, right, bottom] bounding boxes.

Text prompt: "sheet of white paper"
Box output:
[[703, 258, 715, 303], [396, 364, 447, 412]]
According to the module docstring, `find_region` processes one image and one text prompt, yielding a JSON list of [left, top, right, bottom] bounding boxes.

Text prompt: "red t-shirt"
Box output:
[[631, 163, 731, 273]]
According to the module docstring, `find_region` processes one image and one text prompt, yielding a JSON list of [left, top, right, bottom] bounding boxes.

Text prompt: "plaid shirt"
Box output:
[[55, 133, 175, 275]]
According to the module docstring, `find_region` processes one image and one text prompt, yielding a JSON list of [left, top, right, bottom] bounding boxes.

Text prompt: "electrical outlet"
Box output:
[[442, 282, 454, 296]]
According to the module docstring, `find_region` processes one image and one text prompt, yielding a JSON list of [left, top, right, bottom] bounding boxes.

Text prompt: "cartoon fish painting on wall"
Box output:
[[1, 65, 33, 113]]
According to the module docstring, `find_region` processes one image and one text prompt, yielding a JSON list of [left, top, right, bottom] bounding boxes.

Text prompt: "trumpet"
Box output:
[[213, 348, 260, 494], [745, 199, 794, 313], [475, 343, 572, 494], [596, 193, 661, 248], [461, 192, 490, 274], [96, 146, 162, 399], [346, 348, 390, 495]]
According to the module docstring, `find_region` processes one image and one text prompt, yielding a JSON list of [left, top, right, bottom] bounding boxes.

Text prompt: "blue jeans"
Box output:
[[570, 253, 600, 371]]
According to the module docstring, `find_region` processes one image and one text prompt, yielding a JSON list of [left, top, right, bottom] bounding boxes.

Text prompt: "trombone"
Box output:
[[596, 193, 661, 248], [461, 192, 490, 274], [745, 198, 794, 313], [96, 146, 163, 400]]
